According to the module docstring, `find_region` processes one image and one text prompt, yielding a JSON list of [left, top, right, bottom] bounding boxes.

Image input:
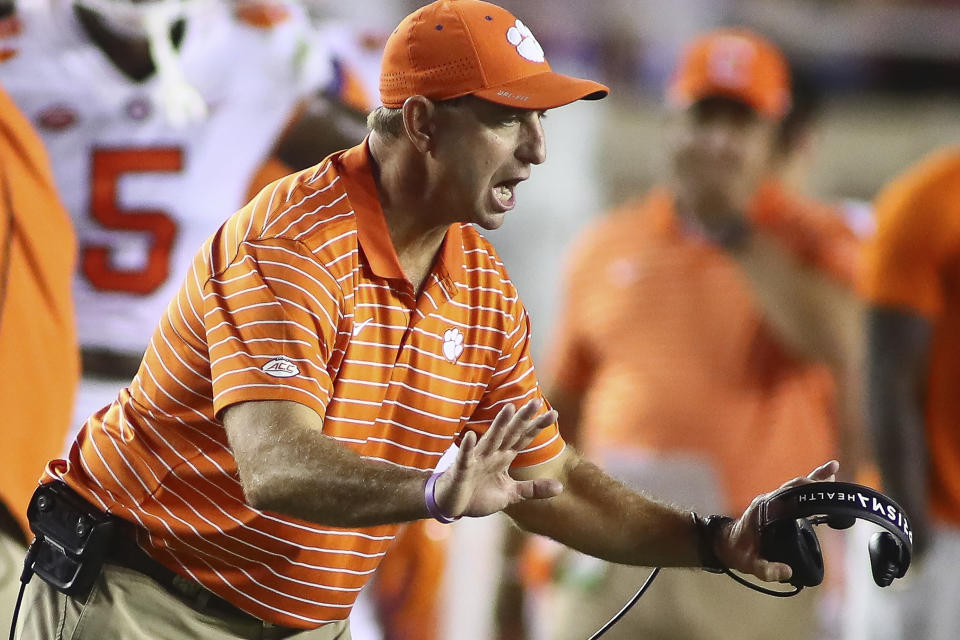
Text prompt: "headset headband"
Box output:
[[761, 481, 913, 549]]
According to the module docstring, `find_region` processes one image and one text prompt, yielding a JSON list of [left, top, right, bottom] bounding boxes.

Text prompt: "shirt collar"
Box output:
[[661, 181, 782, 242], [334, 139, 465, 288]]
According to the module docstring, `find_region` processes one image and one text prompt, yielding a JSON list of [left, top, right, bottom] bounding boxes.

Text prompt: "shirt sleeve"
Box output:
[[466, 302, 565, 468], [751, 183, 862, 287], [203, 237, 343, 419], [860, 156, 960, 319]]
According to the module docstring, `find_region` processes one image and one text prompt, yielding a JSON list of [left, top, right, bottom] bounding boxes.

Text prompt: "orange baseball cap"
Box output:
[[667, 28, 791, 120], [379, 0, 608, 110]]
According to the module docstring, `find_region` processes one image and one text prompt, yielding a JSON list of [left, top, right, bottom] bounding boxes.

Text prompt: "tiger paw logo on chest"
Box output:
[[442, 328, 465, 363], [261, 357, 300, 378]]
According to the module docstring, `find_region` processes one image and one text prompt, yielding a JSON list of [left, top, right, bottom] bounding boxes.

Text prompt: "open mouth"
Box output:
[[491, 178, 523, 211]]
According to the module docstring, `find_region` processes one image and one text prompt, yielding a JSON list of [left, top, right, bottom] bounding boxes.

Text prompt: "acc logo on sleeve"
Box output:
[[261, 357, 300, 378]]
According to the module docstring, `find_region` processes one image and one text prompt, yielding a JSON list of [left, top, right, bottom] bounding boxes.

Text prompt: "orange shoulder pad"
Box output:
[[234, 1, 292, 29]]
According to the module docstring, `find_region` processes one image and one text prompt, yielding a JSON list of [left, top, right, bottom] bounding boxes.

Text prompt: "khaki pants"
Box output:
[[15, 563, 351, 640], [548, 559, 818, 640], [1, 529, 27, 638]]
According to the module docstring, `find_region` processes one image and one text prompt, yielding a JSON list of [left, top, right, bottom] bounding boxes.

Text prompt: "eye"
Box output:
[[499, 111, 525, 125]]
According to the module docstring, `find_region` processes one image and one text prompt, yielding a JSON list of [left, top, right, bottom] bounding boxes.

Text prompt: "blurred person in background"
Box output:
[[496, 28, 863, 640], [0, 0, 336, 440], [854, 147, 960, 640], [0, 77, 79, 632]]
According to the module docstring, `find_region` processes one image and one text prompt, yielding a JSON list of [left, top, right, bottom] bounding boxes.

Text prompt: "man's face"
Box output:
[[426, 97, 547, 231], [668, 96, 778, 222]]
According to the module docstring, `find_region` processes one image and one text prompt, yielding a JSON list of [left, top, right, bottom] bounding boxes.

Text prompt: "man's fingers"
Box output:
[[777, 460, 841, 491], [778, 475, 809, 490], [499, 399, 542, 450], [480, 404, 517, 456], [456, 429, 478, 472], [514, 478, 563, 501], [806, 459, 839, 482], [507, 408, 557, 452], [754, 558, 792, 583]]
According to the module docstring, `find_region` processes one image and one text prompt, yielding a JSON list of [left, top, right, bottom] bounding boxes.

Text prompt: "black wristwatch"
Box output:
[[692, 512, 734, 574]]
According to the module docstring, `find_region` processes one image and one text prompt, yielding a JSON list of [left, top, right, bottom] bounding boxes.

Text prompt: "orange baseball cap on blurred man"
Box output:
[[667, 28, 791, 120], [379, 0, 608, 111]]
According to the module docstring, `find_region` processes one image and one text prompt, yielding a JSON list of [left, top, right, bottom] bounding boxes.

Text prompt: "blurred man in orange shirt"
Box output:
[[0, 80, 79, 633], [855, 148, 960, 640], [527, 29, 862, 640]]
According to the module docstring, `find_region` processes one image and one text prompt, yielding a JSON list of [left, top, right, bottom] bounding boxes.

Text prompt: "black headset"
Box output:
[[586, 482, 913, 639], [759, 481, 912, 588]]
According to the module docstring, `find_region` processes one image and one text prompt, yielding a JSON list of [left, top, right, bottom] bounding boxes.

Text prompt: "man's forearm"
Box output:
[[237, 416, 432, 527], [225, 398, 564, 529], [731, 230, 864, 370], [734, 231, 867, 479], [870, 387, 929, 534], [225, 401, 431, 527], [867, 307, 933, 548], [506, 454, 700, 567]]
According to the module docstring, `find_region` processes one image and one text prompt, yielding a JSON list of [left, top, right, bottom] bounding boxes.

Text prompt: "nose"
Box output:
[[701, 120, 741, 158], [516, 112, 546, 165]]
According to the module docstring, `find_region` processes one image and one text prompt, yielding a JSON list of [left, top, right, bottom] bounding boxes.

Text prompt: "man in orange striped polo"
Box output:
[[18, 4, 836, 639], [529, 29, 863, 640]]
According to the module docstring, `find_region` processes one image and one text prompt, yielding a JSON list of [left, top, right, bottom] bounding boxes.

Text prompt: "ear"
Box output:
[[400, 96, 436, 153]]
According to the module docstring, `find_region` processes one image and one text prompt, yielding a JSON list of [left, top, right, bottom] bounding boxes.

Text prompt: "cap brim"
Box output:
[[472, 71, 609, 110], [667, 83, 787, 120]]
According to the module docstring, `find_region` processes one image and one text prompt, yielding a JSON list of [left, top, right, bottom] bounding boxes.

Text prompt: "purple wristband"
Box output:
[[424, 472, 460, 524]]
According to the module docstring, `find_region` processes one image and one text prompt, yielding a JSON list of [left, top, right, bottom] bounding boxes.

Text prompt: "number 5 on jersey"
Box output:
[[81, 147, 182, 295]]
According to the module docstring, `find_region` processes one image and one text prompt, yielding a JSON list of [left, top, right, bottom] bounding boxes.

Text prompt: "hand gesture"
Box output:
[[432, 399, 563, 519], [716, 460, 840, 582]]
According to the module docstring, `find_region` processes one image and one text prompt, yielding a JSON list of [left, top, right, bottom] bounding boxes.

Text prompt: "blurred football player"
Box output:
[[0, 0, 335, 437]]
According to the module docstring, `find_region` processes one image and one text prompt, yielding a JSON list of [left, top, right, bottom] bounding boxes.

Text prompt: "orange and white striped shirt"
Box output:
[[45, 140, 564, 629]]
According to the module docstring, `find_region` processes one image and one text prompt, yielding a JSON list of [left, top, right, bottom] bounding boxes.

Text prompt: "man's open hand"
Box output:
[[432, 399, 563, 519]]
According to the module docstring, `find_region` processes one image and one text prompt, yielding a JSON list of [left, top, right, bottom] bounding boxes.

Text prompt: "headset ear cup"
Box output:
[[868, 531, 905, 587], [826, 514, 856, 530], [761, 518, 824, 587]]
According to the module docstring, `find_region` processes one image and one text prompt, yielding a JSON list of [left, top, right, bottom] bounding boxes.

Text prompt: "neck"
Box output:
[[368, 133, 451, 289]]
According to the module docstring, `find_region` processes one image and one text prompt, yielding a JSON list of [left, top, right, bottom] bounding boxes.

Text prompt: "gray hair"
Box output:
[[367, 97, 471, 138], [366, 106, 405, 138]]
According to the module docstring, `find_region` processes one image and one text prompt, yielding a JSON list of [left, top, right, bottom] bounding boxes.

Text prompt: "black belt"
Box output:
[[108, 530, 303, 638], [81, 347, 143, 381]]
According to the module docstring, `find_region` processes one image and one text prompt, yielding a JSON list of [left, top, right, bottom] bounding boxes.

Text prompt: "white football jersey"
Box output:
[[0, 1, 332, 354]]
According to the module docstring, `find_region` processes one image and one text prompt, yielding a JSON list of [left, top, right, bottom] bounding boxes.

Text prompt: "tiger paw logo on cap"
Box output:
[[506, 19, 544, 63], [707, 36, 756, 89], [442, 328, 465, 363]]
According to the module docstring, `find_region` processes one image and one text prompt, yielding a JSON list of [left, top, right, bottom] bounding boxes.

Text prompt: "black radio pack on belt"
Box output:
[[759, 481, 912, 588], [8, 482, 117, 640], [24, 481, 116, 598]]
